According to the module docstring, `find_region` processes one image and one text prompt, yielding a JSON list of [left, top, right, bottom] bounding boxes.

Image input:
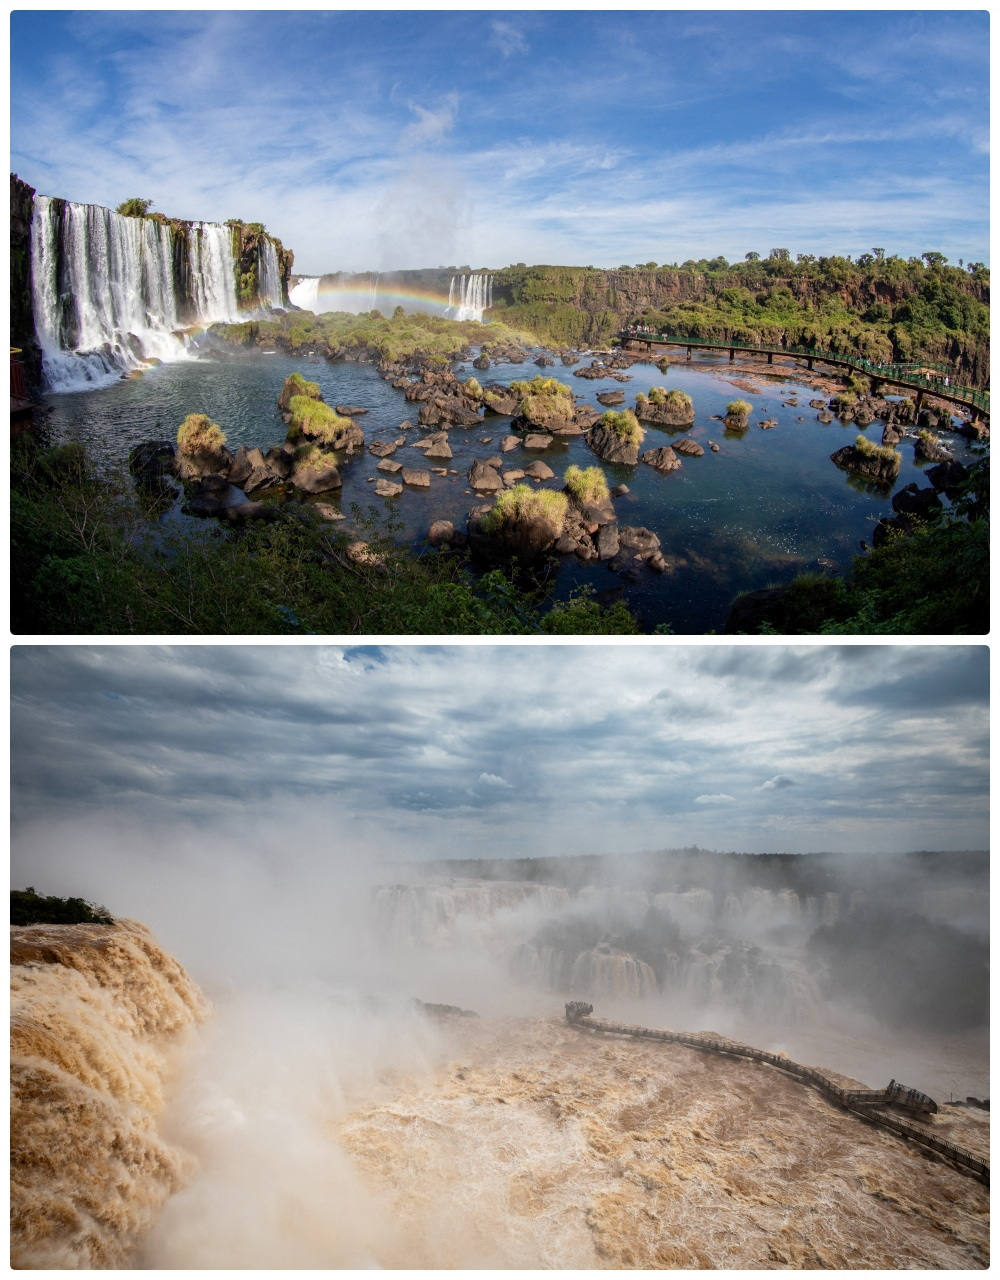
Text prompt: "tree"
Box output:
[[116, 197, 153, 217], [745, 251, 760, 262], [872, 248, 886, 261], [922, 251, 948, 269], [768, 248, 791, 263]]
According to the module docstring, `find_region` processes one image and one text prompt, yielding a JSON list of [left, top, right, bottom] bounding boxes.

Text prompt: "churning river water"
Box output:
[[35, 345, 980, 631]]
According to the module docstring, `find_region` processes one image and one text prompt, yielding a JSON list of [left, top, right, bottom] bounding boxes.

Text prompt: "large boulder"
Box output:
[[128, 440, 176, 483], [891, 483, 941, 520], [830, 439, 901, 486], [469, 484, 569, 563], [925, 459, 970, 494], [482, 384, 521, 416], [286, 396, 364, 453], [418, 395, 481, 427], [523, 460, 555, 481], [597, 390, 626, 406], [914, 431, 953, 464], [642, 446, 681, 473], [510, 376, 578, 434], [672, 437, 705, 457], [289, 449, 342, 494], [586, 411, 644, 465], [278, 371, 322, 413], [634, 389, 695, 428], [469, 460, 504, 492]]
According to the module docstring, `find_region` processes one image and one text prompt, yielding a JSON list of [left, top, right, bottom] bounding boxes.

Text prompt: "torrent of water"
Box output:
[[449, 271, 492, 321], [10, 920, 207, 1267], [28, 196, 269, 391], [255, 237, 284, 310], [288, 275, 319, 311]]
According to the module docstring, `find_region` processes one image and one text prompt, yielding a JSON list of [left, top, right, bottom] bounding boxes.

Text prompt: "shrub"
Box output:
[[287, 395, 352, 444], [510, 376, 571, 399], [465, 376, 483, 398], [600, 409, 644, 444], [293, 443, 338, 473], [848, 373, 871, 395], [481, 484, 568, 533], [177, 413, 226, 456], [116, 197, 153, 218], [664, 388, 692, 408], [564, 464, 610, 505], [285, 371, 321, 401], [727, 399, 752, 417]]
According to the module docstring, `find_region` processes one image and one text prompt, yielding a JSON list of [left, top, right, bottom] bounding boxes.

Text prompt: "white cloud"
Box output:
[[695, 794, 736, 806], [488, 19, 529, 57], [755, 775, 797, 792], [400, 94, 459, 148], [478, 773, 513, 790]]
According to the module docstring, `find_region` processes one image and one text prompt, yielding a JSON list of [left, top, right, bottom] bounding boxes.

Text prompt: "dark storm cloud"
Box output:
[[10, 645, 989, 857]]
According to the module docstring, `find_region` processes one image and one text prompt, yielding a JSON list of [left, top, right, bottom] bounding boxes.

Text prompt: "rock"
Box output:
[[635, 392, 695, 428], [374, 478, 403, 498], [573, 361, 609, 380], [290, 455, 342, 493], [175, 444, 234, 481], [469, 460, 503, 491], [757, 419, 778, 430], [278, 371, 322, 413], [418, 396, 481, 427], [642, 446, 681, 473], [709, 441, 720, 452], [427, 520, 455, 546], [534, 354, 555, 367], [218, 500, 282, 524], [891, 483, 941, 520], [958, 418, 989, 441], [313, 503, 346, 522], [502, 469, 525, 485], [809, 399, 827, 409], [500, 434, 520, 453], [914, 432, 953, 463], [612, 484, 630, 497], [424, 434, 453, 460], [619, 526, 661, 557], [925, 459, 970, 493], [478, 437, 493, 445], [336, 405, 368, 416], [226, 445, 262, 485], [369, 440, 399, 458], [472, 355, 490, 370], [484, 455, 504, 470], [830, 443, 900, 486], [345, 540, 387, 571], [647, 552, 668, 573], [523, 460, 555, 481], [586, 422, 641, 466], [402, 468, 432, 488], [672, 437, 705, 456], [560, 351, 579, 365], [817, 412, 834, 424], [128, 440, 176, 485], [881, 422, 904, 446], [597, 390, 626, 406], [523, 433, 554, 450], [596, 523, 620, 560], [482, 385, 521, 417]]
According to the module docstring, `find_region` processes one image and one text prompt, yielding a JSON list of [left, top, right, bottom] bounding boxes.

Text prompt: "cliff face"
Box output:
[[10, 174, 39, 377], [488, 264, 990, 388]]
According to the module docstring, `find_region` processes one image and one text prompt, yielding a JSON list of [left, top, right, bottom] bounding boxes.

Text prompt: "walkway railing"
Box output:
[[565, 1006, 989, 1186], [619, 329, 990, 417]]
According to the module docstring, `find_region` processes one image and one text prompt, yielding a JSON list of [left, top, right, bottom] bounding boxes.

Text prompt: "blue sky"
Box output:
[[9, 9, 989, 274], [10, 645, 989, 871]]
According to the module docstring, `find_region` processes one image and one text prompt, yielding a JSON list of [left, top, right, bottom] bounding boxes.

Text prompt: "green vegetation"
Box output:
[[11, 887, 113, 926], [177, 413, 226, 456], [293, 443, 338, 473], [10, 436, 637, 635], [464, 376, 483, 399], [283, 371, 322, 402], [287, 395, 352, 444], [600, 409, 644, 444], [211, 309, 539, 367], [481, 484, 569, 533], [853, 433, 900, 464], [488, 251, 989, 388], [510, 375, 572, 399], [116, 197, 153, 217], [564, 464, 610, 506], [726, 399, 752, 417]]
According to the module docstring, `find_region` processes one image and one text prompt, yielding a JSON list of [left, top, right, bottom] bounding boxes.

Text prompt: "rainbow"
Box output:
[[290, 276, 456, 318]]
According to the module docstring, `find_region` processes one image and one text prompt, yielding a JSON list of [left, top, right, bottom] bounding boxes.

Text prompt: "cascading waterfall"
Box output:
[[449, 272, 493, 322], [29, 196, 245, 392], [256, 238, 284, 310], [289, 276, 320, 311]]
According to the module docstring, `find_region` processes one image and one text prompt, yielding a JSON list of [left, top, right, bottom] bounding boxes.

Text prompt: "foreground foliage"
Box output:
[[11, 437, 638, 636]]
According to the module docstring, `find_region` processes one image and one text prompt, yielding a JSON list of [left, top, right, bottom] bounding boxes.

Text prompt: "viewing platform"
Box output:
[[618, 328, 990, 421]]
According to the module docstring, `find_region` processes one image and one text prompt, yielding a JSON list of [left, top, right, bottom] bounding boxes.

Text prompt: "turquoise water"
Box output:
[[37, 346, 978, 632]]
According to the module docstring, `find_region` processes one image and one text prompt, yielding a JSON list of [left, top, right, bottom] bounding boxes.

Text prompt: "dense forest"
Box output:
[[488, 250, 989, 388]]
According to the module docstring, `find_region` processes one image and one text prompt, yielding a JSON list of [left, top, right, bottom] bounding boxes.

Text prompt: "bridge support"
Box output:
[[686, 347, 692, 361], [767, 352, 773, 364], [916, 390, 925, 411], [728, 349, 735, 362], [806, 357, 814, 370]]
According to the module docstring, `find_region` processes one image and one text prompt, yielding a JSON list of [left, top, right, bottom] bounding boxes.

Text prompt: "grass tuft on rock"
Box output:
[[177, 413, 226, 456], [481, 484, 569, 533], [564, 464, 610, 505], [287, 396, 352, 444], [600, 409, 644, 445]]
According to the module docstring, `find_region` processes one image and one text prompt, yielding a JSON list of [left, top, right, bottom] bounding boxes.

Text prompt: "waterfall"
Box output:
[[29, 196, 242, 392], [289, 277, 320, 311], [256, 238, 284, 310], [449, 272, 493, 322]]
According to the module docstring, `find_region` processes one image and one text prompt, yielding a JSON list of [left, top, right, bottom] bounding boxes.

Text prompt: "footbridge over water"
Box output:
[[618, 328, 990, 422], [564, 1003, 989, 1186]]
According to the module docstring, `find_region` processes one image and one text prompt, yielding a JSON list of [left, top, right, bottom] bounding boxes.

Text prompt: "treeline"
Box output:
[[11, 888, 113, 926], [488, 250, 990, 387]]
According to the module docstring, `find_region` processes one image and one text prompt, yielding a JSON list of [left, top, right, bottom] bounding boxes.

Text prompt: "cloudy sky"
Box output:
[[10, 646, 989, 888], [10, 9, 989, 273]]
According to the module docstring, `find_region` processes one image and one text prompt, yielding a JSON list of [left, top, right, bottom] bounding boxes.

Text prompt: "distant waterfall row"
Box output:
[[29, 195, 281, 392], [449, 272, 493, 322]]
